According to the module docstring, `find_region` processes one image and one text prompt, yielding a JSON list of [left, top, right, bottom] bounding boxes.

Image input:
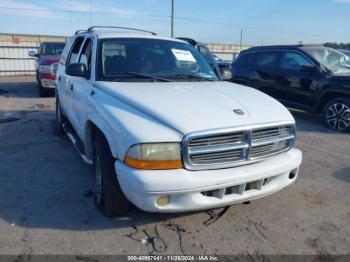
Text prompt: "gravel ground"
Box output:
[[0, 76, 349, 256]]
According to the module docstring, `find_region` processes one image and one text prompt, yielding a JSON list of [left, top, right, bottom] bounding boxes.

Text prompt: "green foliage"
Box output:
[[324, 42, 350, 50]]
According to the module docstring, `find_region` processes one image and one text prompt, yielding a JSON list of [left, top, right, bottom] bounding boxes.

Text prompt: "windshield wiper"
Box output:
[[106, 72, 172, 82], [164, 74, 215, 81]]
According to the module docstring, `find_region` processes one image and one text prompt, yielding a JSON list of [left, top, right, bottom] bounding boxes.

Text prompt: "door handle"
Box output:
[[58, 76, 61, 81], [70, 84, 74, 91]]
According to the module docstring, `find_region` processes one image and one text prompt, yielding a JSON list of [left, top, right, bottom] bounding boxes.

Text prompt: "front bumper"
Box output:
[[40, 78, 56, 88], [115, 148, 302, 213]]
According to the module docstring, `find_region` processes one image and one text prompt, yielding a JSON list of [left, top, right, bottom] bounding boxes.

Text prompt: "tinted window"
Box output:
[[68, 37, 84, 65], [59, 38, 73, 64], [280, 51, 312, 70], [98, 38, 218, 82], [198, 44, 215, 65], [79, 38, 93, 72], [249, 51, 278, 68], [235, 52, 249, 67], [40, 43, 65, 55]]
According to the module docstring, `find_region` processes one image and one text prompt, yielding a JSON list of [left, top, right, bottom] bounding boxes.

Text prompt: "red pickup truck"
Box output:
[[28, 42, 65, 97]]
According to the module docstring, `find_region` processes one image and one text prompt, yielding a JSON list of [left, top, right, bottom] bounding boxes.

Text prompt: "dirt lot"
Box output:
[[0, 76, 349, 256]]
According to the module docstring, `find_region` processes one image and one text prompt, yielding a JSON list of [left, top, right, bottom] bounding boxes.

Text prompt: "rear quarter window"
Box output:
[[59, 37, 74, 65], [246, 51, 278, 68], [234, 53, 249, 67]]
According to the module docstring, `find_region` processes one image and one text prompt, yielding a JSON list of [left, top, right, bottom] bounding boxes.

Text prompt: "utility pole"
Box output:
[[171, 0, 175, 38], [239, 28, 243, 52]]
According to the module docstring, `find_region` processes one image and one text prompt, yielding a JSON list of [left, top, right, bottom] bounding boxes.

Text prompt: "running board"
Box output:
[[62, 122, 93, 165]]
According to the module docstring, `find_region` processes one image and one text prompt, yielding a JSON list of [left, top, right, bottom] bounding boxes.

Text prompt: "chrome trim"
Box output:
[[182, 121, 295, 171]]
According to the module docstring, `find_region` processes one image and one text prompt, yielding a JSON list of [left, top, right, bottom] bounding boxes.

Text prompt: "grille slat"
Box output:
[[188, 132, 244, 147], [185, 124, 295, 169]]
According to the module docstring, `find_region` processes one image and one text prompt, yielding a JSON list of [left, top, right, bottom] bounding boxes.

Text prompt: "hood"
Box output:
[[330, 74, 350, 81], [96, 81, 294, 135], [39, 55, 60, 65]]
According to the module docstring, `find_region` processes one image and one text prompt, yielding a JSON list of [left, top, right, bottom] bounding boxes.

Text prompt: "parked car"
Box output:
[[213, 54, 232, 71], [56, 26, 302, 217], [231, 45, 350, 131], [28, 42, 65, 97], [176, 37, 232, 80]]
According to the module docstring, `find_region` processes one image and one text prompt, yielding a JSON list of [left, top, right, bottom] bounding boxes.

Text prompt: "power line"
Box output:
[[175, 16, 344, 40], [0, 5, 346, 40], [0, 6, 170, 18]]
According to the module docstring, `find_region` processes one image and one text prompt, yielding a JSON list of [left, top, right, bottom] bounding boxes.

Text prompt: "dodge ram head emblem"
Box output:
[[233, 109, 245, 116]]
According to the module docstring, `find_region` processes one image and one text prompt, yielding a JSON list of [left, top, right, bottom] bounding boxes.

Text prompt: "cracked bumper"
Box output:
[[115, 148, 302, 213]]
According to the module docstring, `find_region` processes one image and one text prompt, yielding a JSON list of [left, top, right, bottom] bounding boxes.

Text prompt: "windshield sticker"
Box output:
[[171, 49, 196, 62]]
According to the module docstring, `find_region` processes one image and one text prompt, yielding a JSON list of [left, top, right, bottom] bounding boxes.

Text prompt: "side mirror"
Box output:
[[220, 68, 232, 81], [300, 64, 318, 72], [66, 63, 88, 78], [28, 50, 39, 57]]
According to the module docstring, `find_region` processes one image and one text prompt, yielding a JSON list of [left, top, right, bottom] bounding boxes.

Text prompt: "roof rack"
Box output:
[[86, 26, 157, 36], [75, 30, 88, 35]]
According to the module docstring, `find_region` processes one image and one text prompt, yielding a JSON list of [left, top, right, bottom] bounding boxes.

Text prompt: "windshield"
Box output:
[[98, 38, 218, 82], [303, 47, 350, 74], [41, 43, 65, 55]]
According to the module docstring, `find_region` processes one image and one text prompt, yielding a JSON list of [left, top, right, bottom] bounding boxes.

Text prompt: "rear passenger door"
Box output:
[[71, 37, 95, 138], [63, 36, 85, 129], [246, 51, 282, 99]]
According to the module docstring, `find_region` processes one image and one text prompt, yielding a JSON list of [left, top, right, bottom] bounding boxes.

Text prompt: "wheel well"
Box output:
[[85, 121, 109, 160], [317, 92, 350, 113]]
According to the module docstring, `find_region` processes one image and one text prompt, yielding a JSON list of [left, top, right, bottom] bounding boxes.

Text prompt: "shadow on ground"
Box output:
[[0, 109, 201, 232], [333, 166, 350, 184]]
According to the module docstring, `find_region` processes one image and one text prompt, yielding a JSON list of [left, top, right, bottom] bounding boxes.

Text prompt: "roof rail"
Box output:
[[87, 26, 157, 36], [75, 30, 88, 35]]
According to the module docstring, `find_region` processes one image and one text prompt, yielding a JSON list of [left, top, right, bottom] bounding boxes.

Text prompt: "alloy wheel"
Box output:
[[326, 103, 350, 131]]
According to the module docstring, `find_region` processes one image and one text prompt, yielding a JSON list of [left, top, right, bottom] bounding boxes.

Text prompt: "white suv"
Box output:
[[55, 26, 302, 217]]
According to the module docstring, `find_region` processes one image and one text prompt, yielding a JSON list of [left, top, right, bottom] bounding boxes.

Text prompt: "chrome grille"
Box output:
[[183, 123, 295, 170], [251, 126, 292, 141], [188, 132, 244, 147]]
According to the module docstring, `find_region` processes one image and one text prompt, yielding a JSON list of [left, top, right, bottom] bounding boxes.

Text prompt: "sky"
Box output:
[[0, 0, 349, 45]]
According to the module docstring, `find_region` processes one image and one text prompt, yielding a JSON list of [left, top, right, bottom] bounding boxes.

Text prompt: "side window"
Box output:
[[60, 37, 73, 64], [251, 52, 278, 68], [67, 37, 84, 65], [280, 51, 312, 71], [235, 53, 249, 67], [198, 45, 214, 65], [79, 38, 93, 72]]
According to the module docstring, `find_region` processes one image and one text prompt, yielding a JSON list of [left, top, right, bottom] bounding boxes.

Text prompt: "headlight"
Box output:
[[124, 143, 182, 170], [38, 65, 51, 73]]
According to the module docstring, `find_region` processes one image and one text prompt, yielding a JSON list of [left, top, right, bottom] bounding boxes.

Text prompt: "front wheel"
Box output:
[[322, 98, 350, 132], [93, 134, 130, 217]]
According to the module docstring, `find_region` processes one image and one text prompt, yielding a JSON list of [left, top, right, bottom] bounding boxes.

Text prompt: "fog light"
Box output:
[[289, 169, 298, 179], [156, 195, 171, 206]]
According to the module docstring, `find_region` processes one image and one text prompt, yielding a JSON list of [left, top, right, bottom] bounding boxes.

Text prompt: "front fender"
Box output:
[[85, 89, 183, 162]]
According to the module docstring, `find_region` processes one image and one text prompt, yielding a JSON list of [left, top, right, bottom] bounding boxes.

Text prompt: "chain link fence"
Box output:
[[0, 33, 66, 77]]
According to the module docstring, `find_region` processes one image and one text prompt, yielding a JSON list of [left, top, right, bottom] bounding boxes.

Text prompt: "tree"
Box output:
[[324, 42, 350, 50]]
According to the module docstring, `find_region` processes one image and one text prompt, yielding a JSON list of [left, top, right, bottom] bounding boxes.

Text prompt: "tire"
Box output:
[[93, 134, 130, 217], [38, 82, 48, 97], [322, 98, 350, 132], [55, 97, 67, 134]]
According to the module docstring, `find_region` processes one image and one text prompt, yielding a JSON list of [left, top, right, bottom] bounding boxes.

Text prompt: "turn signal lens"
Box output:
[[124, 143, 182, 170]]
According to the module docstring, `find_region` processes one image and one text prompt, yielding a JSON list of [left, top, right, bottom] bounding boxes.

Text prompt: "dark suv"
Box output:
[[231, 45, 350, 131]]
